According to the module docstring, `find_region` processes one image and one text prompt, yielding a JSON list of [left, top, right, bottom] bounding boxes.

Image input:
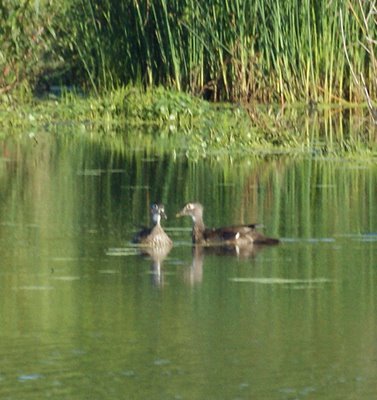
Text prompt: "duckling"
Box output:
[[176, 202, 279, 246]]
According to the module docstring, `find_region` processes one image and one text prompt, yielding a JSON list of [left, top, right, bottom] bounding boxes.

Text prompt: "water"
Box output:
[[0, 130, 376, 399]]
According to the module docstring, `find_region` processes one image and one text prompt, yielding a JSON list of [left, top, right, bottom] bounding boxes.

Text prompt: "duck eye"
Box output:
[[187, 203, 193, 210]]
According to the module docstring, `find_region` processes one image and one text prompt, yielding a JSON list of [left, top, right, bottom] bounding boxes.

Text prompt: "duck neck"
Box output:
[[192, 215, 206, 244], [152, 213, 161, 226]]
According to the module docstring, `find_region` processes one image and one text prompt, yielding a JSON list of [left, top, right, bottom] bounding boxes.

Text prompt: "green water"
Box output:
[[0, 131, 376, 399]]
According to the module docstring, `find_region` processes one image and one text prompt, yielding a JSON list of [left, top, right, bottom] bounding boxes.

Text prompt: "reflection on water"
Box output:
[[0, 130, 376, 399], [138, 245, 173, 287]]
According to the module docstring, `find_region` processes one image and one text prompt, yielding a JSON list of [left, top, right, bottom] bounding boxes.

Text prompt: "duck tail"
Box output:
[[258, 237, 280, 245]]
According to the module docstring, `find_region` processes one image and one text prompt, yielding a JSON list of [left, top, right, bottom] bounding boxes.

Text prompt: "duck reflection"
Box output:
[[183, 242, 273, 285], [204, 243, 269, 259], [183, 245, 204, 285], [139, 244, 172, 287]]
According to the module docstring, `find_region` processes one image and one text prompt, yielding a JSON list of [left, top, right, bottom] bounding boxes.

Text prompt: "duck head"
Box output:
[[151, 203, 167, 225], [176, 202, 204, 223]]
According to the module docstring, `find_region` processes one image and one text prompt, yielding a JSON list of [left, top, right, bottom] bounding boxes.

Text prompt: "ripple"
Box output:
[[17, 285, 54, 291], [230, 277, 331, 285], [18, 373, 43, 382], [153, 359, 171, 366], [106, 248, 139, 256], [51, 276, 80, 281], [98, 269, 120, 274]]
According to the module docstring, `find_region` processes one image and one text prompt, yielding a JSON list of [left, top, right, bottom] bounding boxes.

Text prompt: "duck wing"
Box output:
[[204, 224, 259, 242], [227, 224, 260, 235], [204, 224, 279, 245], [133, 226, 152, 243]]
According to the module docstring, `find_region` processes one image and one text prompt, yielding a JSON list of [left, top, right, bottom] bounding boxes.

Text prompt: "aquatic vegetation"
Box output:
[[0, 87, 376, 159]]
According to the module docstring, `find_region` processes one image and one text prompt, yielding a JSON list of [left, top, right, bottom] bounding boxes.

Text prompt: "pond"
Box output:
[[0, 127, 376, 399]]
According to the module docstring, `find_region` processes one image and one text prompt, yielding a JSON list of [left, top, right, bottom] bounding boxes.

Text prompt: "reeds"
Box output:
[[1, 0, 376, 104], [59, 0, 376, 103]]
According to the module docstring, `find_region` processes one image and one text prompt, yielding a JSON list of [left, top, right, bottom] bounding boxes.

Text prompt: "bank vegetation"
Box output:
[[0, 0, 376, 157]]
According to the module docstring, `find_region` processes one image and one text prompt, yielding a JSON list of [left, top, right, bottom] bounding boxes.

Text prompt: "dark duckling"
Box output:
[[133, 204, 173, 248], [176, 202, 279, 246]]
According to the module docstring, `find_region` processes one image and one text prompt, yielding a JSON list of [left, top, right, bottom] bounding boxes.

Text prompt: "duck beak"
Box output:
[[160, 210, 168, 219], [176, 209, 185, 218]]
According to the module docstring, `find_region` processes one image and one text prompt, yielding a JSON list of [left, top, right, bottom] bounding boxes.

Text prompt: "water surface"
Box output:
[[0, 129, 376, 399]]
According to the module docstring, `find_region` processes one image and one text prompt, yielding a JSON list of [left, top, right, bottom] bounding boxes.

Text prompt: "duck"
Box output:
[[133, 203, 173, 248], [176, 202, 279, 246]]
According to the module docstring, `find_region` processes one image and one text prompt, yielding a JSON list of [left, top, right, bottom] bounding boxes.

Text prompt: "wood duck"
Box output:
[[176, 202, 279, 246], [133, 204, 173, 248]]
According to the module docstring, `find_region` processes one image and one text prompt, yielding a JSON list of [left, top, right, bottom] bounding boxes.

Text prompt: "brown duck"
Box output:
[[176, 202, 279, 246], [133, 204, 173, 248]]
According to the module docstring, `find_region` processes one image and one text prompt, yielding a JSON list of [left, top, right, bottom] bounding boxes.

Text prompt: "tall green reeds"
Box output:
[[61, 0, 376, 103], [1, 0, 376, 103]]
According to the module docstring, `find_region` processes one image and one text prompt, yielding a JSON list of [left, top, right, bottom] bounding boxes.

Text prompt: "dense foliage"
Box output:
[[0, 0, 58, 96], [1, 0, 376, 103]]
